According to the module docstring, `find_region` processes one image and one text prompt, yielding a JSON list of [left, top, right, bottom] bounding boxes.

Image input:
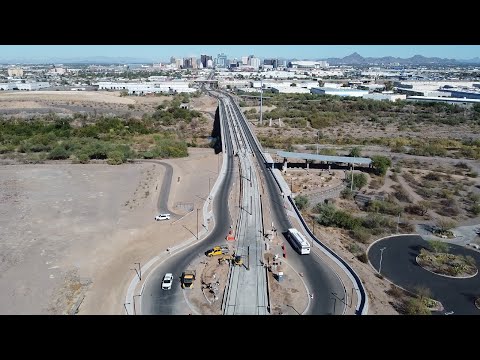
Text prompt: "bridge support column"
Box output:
[[306, 160, 309, 170]]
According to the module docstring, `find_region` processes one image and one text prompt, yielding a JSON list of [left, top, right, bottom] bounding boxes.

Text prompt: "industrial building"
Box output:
[[406, 96, 480, 106], [363, 92, 406, 102], [310, 87, 369, 97], [288, 61, 329, 69], [0, 82, 50, 91], [7, 67, 24, 77], [270, 86, 311, 94], [96, 80, 195, 95]]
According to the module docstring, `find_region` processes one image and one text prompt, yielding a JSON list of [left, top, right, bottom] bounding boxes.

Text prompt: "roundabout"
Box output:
[[368, 235, 480, 315]]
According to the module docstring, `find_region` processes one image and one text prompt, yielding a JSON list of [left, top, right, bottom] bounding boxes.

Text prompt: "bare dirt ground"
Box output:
[[0, 147, 220, 314], [0, 91, 216, 119]]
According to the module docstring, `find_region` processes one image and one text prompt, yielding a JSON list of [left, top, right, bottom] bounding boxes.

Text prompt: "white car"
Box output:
[[468, 243, 480, 250], [161, 273, 173, 290], [155, 213, 171, 221]]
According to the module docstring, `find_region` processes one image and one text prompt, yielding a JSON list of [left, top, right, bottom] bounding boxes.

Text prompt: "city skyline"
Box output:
[[0, 45, 479, 62]]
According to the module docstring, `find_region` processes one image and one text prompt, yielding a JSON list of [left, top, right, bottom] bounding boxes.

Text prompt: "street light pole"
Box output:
[[316, 131, 319, 155], [396, 213, 401, 233], [124, 302, 131, 315], [379, 247, 387, 274]]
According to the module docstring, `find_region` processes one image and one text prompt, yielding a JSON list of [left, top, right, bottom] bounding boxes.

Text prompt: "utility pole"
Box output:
[[208, 178, 211, 196], [247, 245, 250, 271], [316, 130, 320, 155], [124, 302, 130, 315], [396, 213, 401, 233]]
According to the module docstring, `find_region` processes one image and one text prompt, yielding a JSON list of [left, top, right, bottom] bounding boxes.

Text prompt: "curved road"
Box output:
[[369, 235, 480, 315], [141, 97, 235, 314]]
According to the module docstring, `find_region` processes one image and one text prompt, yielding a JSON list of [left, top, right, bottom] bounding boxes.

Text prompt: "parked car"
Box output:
[[161, 273, 173, 290], [155, 213, 171, 221], [467, 243, 480, 250]]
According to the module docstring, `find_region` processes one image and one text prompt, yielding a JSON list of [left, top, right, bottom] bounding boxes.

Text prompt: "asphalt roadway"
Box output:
[[141, 92, 344, 315], [369, 235, 480, 315], [227, 93, 344, 315], [141, 96, 235, 315]]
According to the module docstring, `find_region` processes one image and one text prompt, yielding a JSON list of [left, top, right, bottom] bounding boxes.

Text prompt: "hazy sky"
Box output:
[[1, 45, 479, 61]]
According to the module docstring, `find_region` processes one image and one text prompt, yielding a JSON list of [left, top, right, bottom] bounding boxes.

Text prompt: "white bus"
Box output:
[[287, 228, 311, 255]]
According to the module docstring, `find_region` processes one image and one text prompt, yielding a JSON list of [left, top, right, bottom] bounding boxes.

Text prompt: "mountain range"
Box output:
[[318, 52, 480, 65]]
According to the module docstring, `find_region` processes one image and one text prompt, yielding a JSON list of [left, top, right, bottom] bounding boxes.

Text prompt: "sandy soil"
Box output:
[[0, 91, 136, 104], [0, 147, 220, 314]]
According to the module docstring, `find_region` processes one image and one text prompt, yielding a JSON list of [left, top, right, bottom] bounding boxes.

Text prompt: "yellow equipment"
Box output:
[[181, 270, 196, 289]]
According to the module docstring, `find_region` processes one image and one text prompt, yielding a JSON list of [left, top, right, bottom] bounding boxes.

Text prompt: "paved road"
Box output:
[[222, 97, 268, 315], [141, 92, 235, 315], [226, 93, 345, 315], [368, 235, 480, 315]]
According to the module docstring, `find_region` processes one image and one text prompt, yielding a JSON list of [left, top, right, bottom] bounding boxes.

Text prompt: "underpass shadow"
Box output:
[[211, 106, 222, 155]]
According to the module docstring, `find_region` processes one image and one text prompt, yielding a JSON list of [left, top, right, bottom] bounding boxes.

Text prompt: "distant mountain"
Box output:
[[321, 53, 461, 65], [0, 56, 155, 64], [458, 57, 480, 64]]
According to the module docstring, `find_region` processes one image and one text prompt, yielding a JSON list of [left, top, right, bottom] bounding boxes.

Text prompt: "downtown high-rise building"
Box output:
[[201, 54, 213, 68], [216, 53, 227, 68]]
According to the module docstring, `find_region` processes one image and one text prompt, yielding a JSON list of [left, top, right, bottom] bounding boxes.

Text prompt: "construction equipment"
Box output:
[[206, 245, 229, 257], [181, 270, 196, 289], [218, 253, 243, 266]]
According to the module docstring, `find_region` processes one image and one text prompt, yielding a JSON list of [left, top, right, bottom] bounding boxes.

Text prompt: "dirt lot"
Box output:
[[0, 147, 220, 314], [0, 91, 217, 119]]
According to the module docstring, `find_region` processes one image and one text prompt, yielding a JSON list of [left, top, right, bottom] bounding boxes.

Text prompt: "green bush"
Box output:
[[107, 150, 125, 165], [76, 153, 90, 164], [294, 195, 309, 210], [48, 145, 70, 160], [371, 155, 392, 176]]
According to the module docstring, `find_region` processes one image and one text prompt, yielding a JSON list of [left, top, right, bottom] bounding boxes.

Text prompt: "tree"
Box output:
[[294, 195, 309, 210], [349, 147, 362, 158], [371, 155, 392, 176], [427, 240, 450, 254]]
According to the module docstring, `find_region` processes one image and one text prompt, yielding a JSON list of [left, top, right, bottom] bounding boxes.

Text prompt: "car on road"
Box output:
[[155, 213, 171, 221], [467, 243, 480, 250], [161, 273, 173, 290]]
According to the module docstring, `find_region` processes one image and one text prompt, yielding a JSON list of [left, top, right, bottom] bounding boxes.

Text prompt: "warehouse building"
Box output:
[[310, 87, 369, 97]]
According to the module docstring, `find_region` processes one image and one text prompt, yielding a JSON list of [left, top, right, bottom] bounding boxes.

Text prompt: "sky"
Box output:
[[0, 45, 479, 61]]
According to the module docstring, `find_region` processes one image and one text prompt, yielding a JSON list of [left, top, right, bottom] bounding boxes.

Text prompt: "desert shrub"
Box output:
[[403, 298, 431, 315], [48, 145, 70, 160], [107, 150, 125, 165], [470, 203, 480, 215], [294, 195, 309, 210], [340, 188, 354, 200], [350, 227, 371, 243]]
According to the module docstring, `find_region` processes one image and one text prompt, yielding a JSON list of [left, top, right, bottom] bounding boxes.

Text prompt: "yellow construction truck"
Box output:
[[181, 270, 196, 289]]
